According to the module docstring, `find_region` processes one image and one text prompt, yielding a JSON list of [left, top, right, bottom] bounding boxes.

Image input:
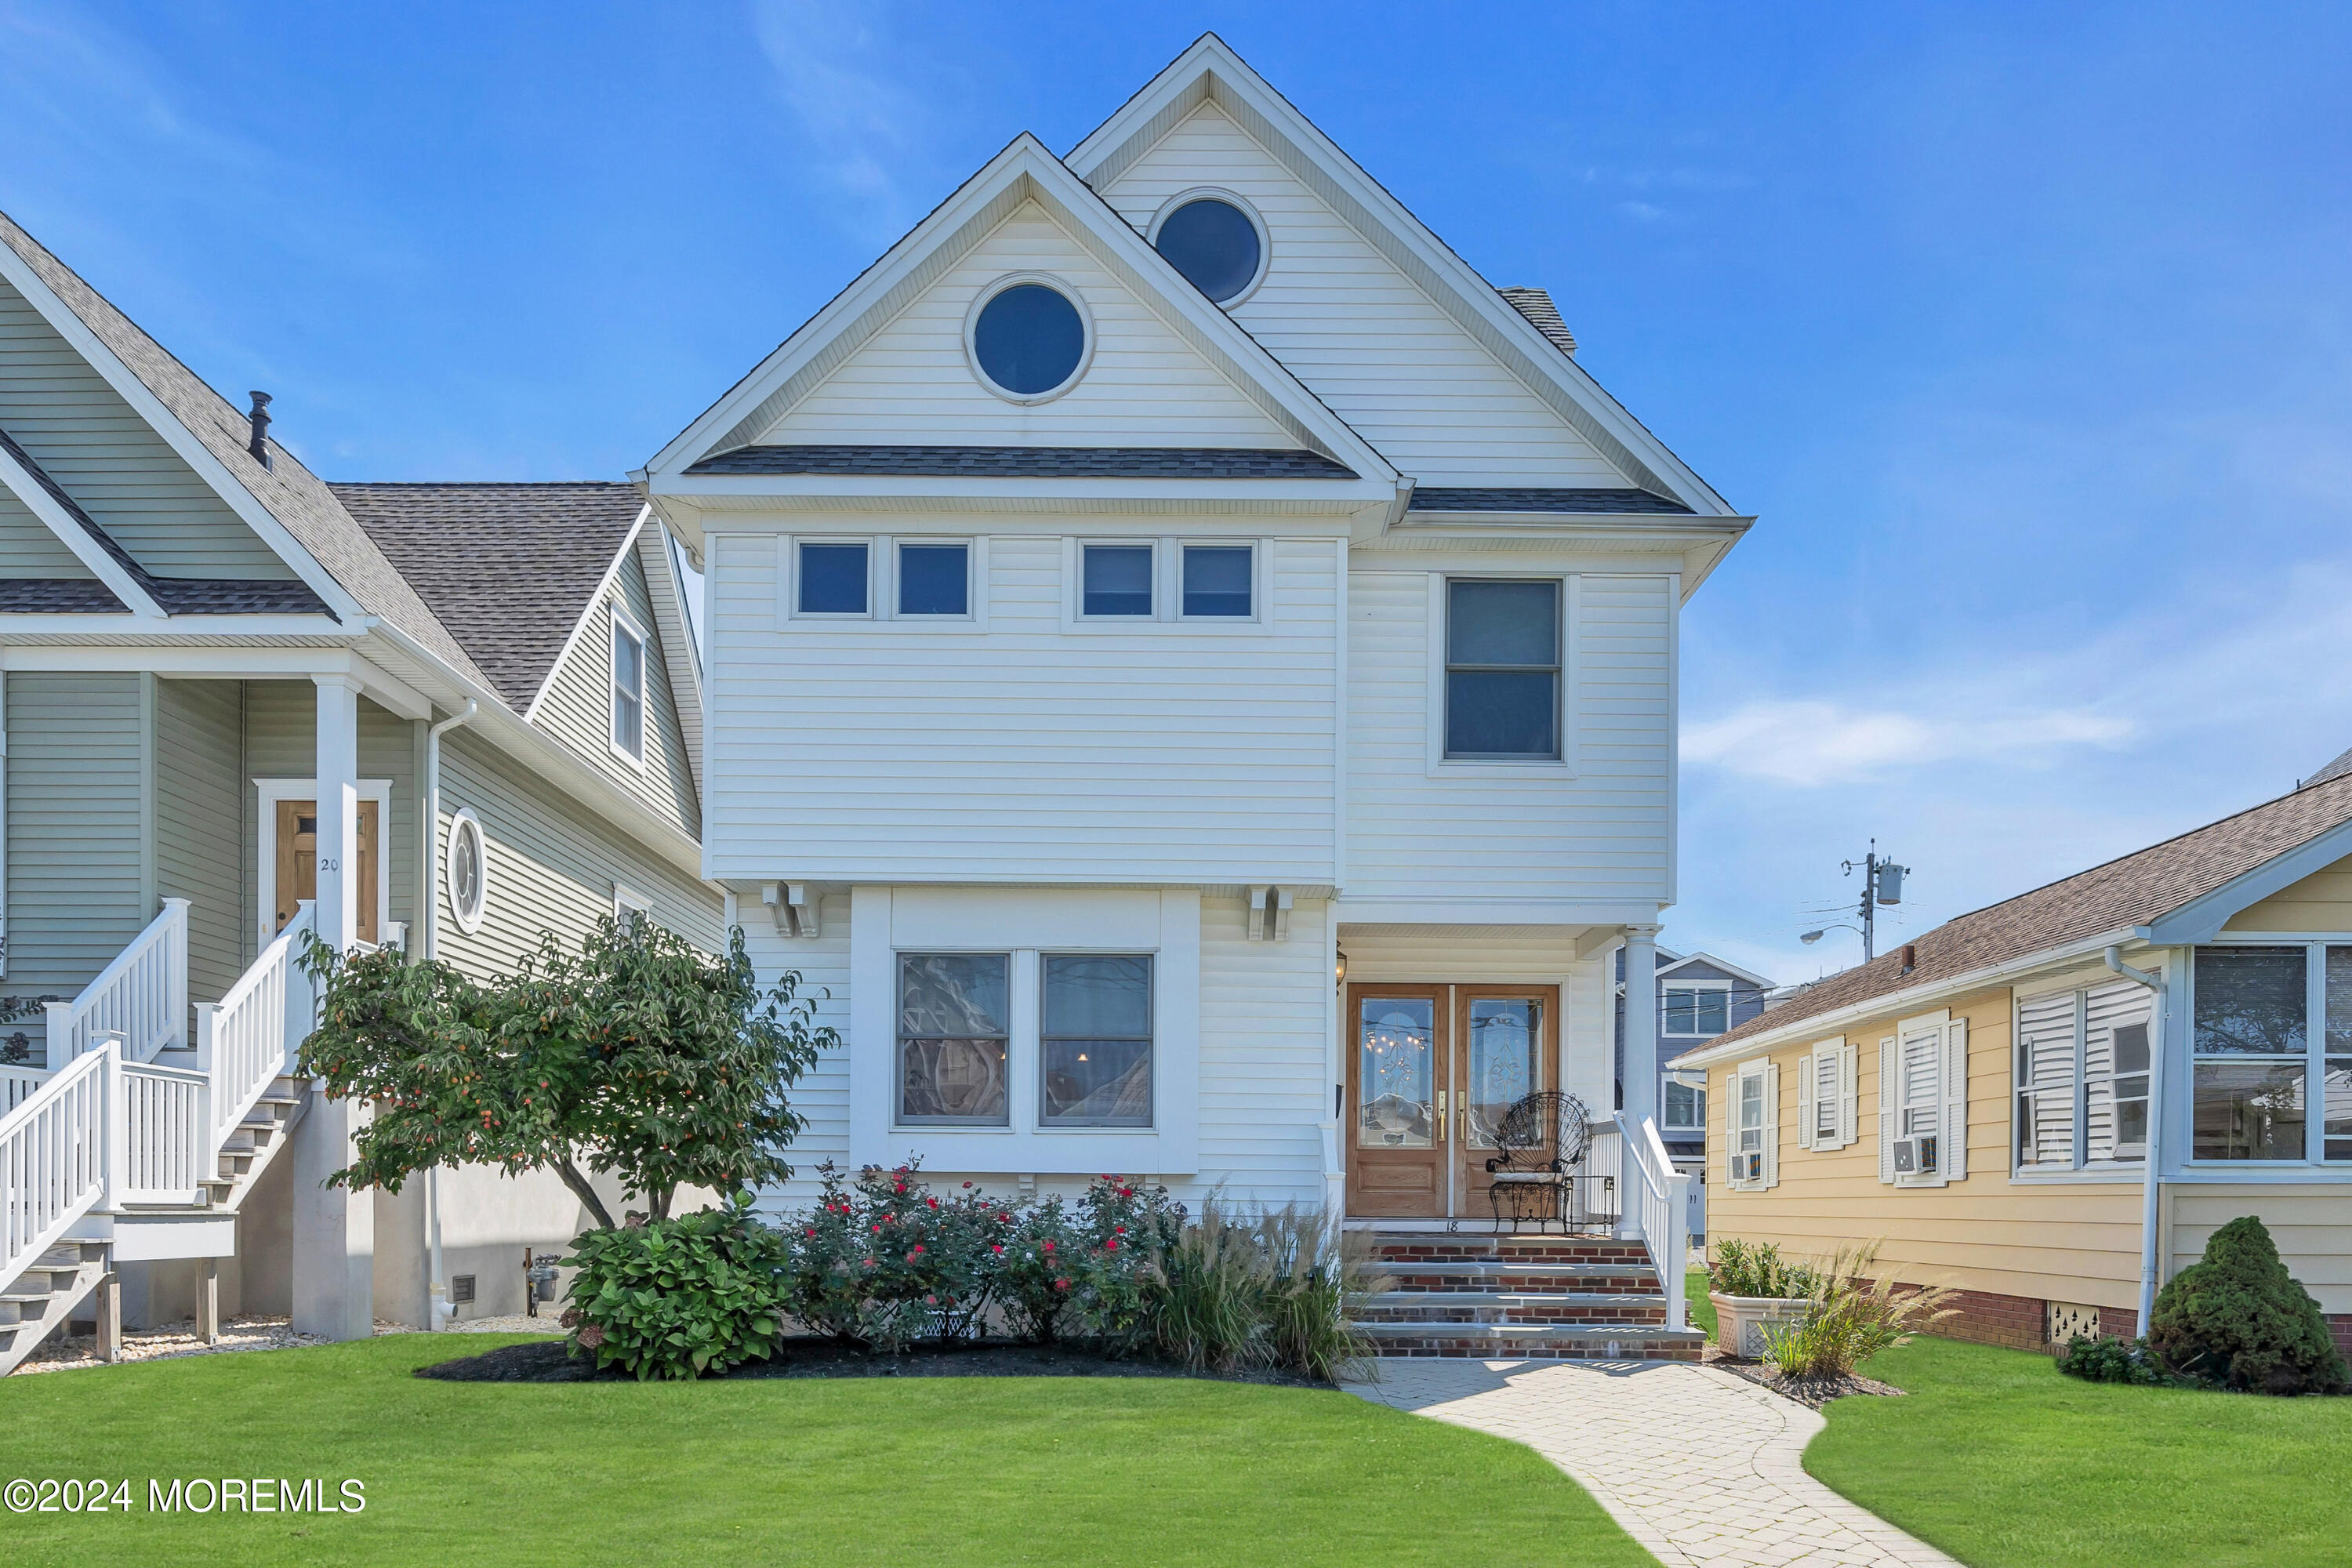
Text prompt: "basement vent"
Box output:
[[450, 1274, 475, 1305], [2047, 1301, 2100, 1345]]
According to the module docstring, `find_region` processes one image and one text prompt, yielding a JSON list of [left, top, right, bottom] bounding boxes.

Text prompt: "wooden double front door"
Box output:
[[274, 798, 379, 943], [1346, 982, 1559, 1218]]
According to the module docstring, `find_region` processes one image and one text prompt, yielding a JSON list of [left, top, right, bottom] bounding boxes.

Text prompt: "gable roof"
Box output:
[[330, 482, 646, 713], [642, 133, 1397, 497], [0, 209, 487, 676], [1688, 771, 2352, 1061], [1065, 34, 1734, 517]]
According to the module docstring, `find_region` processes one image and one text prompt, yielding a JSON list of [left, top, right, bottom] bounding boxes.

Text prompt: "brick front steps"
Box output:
[[1352, 1230, 1706, 1362]]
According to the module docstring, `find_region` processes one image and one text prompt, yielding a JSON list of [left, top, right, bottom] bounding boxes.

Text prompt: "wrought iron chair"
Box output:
[[1483, 1091, 1592, 1234]]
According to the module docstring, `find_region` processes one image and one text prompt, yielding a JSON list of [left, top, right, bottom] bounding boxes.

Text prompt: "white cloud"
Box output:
[[1683, 699, 2132, 786], [750, 0, 929, 239]]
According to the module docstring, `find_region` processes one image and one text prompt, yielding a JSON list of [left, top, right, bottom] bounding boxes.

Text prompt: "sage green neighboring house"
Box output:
[[0, 210, 718, 1368]]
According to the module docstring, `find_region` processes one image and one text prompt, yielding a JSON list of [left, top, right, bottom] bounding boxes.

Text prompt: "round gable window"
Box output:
[[445, 808, 488, 934], [1151, 194, 1265, 306], [967, 278, 1089, 401]]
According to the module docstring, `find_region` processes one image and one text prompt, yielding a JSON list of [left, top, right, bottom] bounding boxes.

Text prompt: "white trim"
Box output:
[[524, 507, 648, 722], [1654, 949, 1778, 991], [612, 882, 652, 924], [1175, 537, 1261, 623], [2144, 819, 2352, 945], [1144, 187, 1272, 308], [962, 272, 1097, 405], [1660, 978, 1736, 1039], [444, 808, 489, 935], [893, 536, 978, 621], [1727, 1055, 1777, 1191], [1425, 568, 1578, 777], [0, 442, 165, 619], [1659, 1069, 1705, 1135], [252, 777, 393, 946], [607, 600, 650, 771]]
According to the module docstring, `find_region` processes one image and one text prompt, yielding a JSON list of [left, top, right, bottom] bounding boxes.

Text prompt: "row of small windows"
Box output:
[[793, 539, 1257, 621], [967, 194, 1265, 402]]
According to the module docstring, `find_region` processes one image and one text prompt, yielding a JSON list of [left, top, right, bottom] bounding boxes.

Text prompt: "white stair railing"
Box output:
[[1, 1065, 47, 1117], [119, 1062, 210, 1206], [1613, 1112, 1693, 1332], [45, 898, 189, 1064], [0, 1037, 115, 1296], [196, 902, 315, 1142]]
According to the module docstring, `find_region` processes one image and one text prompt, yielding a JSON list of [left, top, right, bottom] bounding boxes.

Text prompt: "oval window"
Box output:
[[1154, 198, 1262, 303], [971, 283, 1086, 397], [445, 809, 488, 934]]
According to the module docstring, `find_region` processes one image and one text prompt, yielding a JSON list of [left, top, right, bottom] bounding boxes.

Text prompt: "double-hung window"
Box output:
[[609, 607, 647, 764], [1661, 1073, 1705, 1135], [1662, 984, 1730, 1037], [1728, 1058, 1777, 1189], [1444, 579, 1561, 759], [2015, 982, 2152, 1171], [2192, 946, 2313, 1160], [1882, 1014, 1966, 1185], [1040, 954, 1153, 1127], [897, 954, 1011, 1127]]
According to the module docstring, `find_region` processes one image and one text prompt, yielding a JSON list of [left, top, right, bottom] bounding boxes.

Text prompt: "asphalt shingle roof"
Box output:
[[685, 444, 1359, 479], [1497, 287, 1577, 356], [1407, 487, 1694, 515], [330, 482, 644, 711], [1700, 771, 2352, 1054], [0, 209, 481, 675], [0, 579, 126, 612]]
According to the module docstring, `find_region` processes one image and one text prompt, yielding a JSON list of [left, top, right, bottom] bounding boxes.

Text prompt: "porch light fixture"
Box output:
[[1334, 948, 1348, 986]]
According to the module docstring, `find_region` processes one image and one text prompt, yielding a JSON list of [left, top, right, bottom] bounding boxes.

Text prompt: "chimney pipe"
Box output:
[[246, 391, 273, 469]]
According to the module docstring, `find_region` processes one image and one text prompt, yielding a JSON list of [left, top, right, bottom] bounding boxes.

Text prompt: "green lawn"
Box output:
[[0, 1335, 1654, 1567], [1809, 1334, 2352, 1568]]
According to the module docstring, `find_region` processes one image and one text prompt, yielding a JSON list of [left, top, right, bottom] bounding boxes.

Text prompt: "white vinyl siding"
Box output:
[[1345, 570, 1668, 906], [529, 548, 700, 837], [0, 275, 293, 579], [433, 728, 720, 980], [706, 525, 1340, 887], [0, 491, 97, 575], [758, 200, 1293, 448], [1096, 103, 1635, 486]]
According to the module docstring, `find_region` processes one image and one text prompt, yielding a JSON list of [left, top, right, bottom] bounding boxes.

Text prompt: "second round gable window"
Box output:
[[1153, 196, 1263, 304], [971, 281, 1087, 399]]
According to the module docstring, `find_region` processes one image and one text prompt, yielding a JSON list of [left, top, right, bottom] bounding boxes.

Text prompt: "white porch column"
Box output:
[[292, 674, 372, 1341], [1621, 923, 1662, 1130]]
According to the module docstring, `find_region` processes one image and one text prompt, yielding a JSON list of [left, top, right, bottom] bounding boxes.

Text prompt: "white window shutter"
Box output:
[[1942, 1019, 1969, 1183], [1762, 1059, 1781, 1189], [1838, 1041, 1860, 1149], [1878, 1037, 1897, 1183], [1795, 1053, 1817, 1152]]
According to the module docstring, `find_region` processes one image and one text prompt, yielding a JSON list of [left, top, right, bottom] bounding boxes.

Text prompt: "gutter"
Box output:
[[421, 697, 477, 1330], [2103, 945, 2169, 1333]]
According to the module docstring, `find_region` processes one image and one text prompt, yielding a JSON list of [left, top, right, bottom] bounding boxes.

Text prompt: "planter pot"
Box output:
[[1709, 1291, 1810, 1359]]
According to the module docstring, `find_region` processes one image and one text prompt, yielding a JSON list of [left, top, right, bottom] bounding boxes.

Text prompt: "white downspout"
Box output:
[[422, 699, 476, 1328], [2105, 944, 2166, 1331]]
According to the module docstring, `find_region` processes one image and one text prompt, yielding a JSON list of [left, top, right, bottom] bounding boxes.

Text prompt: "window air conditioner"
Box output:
[[1892, 1136, 1938, 1175], [1731, 1152, 1763, 1181]]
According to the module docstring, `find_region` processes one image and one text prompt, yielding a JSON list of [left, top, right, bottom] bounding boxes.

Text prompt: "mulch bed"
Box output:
[[1715, 1361, 1905, 1410], [416, 1335, 1338, 1389]]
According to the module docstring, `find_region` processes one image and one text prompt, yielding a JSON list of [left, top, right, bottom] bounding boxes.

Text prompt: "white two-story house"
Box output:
[[641, 35, 1749, 1231]]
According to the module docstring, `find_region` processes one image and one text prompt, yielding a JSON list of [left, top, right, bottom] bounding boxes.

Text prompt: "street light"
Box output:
[[1802, 924, 1864, 947]]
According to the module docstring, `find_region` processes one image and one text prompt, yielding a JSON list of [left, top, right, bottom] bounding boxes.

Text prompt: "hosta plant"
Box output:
[[561, 1195, 794, 1381]]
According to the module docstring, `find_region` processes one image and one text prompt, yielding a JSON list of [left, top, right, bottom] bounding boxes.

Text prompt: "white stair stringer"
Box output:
[[0, 1241, 110, 1376]]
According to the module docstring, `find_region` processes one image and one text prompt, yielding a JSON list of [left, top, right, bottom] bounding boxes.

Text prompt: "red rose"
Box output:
[[1041, 1240, 1054, 1252], [1105, 1239, 1119, 1250], [992, 1244, 1004, 1254]]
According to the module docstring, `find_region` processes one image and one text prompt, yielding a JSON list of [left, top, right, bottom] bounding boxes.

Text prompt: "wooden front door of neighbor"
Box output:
[[1347, 982, 1562, 1218], [274, 798, 379, 942]]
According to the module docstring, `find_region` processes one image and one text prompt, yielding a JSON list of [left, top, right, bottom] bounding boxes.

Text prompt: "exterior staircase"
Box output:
[[1354, 1231, 1706, 1360], [0, 902, 318, 1374]]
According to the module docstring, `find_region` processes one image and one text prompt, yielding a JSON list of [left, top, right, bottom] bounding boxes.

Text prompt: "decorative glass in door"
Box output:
[[1465, 999, 1539, 1145], [1358, 998, 1435, 1148]]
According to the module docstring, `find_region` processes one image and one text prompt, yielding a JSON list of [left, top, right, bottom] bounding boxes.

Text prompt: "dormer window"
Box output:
[[609, 606, 647, 764], [1151, 194, 1266, 306]]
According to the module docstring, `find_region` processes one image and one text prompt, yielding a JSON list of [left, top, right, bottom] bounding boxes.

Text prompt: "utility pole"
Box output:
[[1841, 840, 1909, 962]]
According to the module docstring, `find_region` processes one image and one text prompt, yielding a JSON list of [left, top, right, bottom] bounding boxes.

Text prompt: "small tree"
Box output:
[[2149, 1214, 2349, 1394], [299, 919, 831, 1228]]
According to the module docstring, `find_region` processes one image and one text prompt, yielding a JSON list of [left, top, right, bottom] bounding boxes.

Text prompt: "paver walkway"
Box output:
[[1344, 1358, 1960, 1568]]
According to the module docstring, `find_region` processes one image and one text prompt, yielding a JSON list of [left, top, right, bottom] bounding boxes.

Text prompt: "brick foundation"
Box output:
[[1892, 1282, 2352, 1359]]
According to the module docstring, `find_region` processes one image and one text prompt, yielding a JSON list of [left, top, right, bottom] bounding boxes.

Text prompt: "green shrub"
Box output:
[[2056, 1333, 2165, 1385], [789, 1160, 993, 1352], [1710, 1237, 1817, 1300], [2148, 1216, 2349, 1395], [1762, 1241, 1954, 1379], [561, 1196, 794, 1380]]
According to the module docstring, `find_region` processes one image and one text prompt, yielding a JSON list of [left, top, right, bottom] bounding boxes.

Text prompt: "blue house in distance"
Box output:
[[1616, 945, 1778, 1240]]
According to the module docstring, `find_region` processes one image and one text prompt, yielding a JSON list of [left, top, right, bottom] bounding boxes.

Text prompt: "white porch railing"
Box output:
[[45, 898, 189, 1064], [1614, 1112, 1693, 1331], [196, 902, 316, 1141], [0, 1038, 114, 1294], [1, 1065, 46, 1117], [119, 1062, 210, 1206]]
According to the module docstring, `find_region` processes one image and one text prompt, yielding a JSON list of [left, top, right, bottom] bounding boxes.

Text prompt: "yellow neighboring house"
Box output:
[[1675, 766, 2352, 1355]]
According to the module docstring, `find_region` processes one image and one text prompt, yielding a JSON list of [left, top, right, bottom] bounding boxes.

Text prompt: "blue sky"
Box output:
[[5, 2, 2350, 982]]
